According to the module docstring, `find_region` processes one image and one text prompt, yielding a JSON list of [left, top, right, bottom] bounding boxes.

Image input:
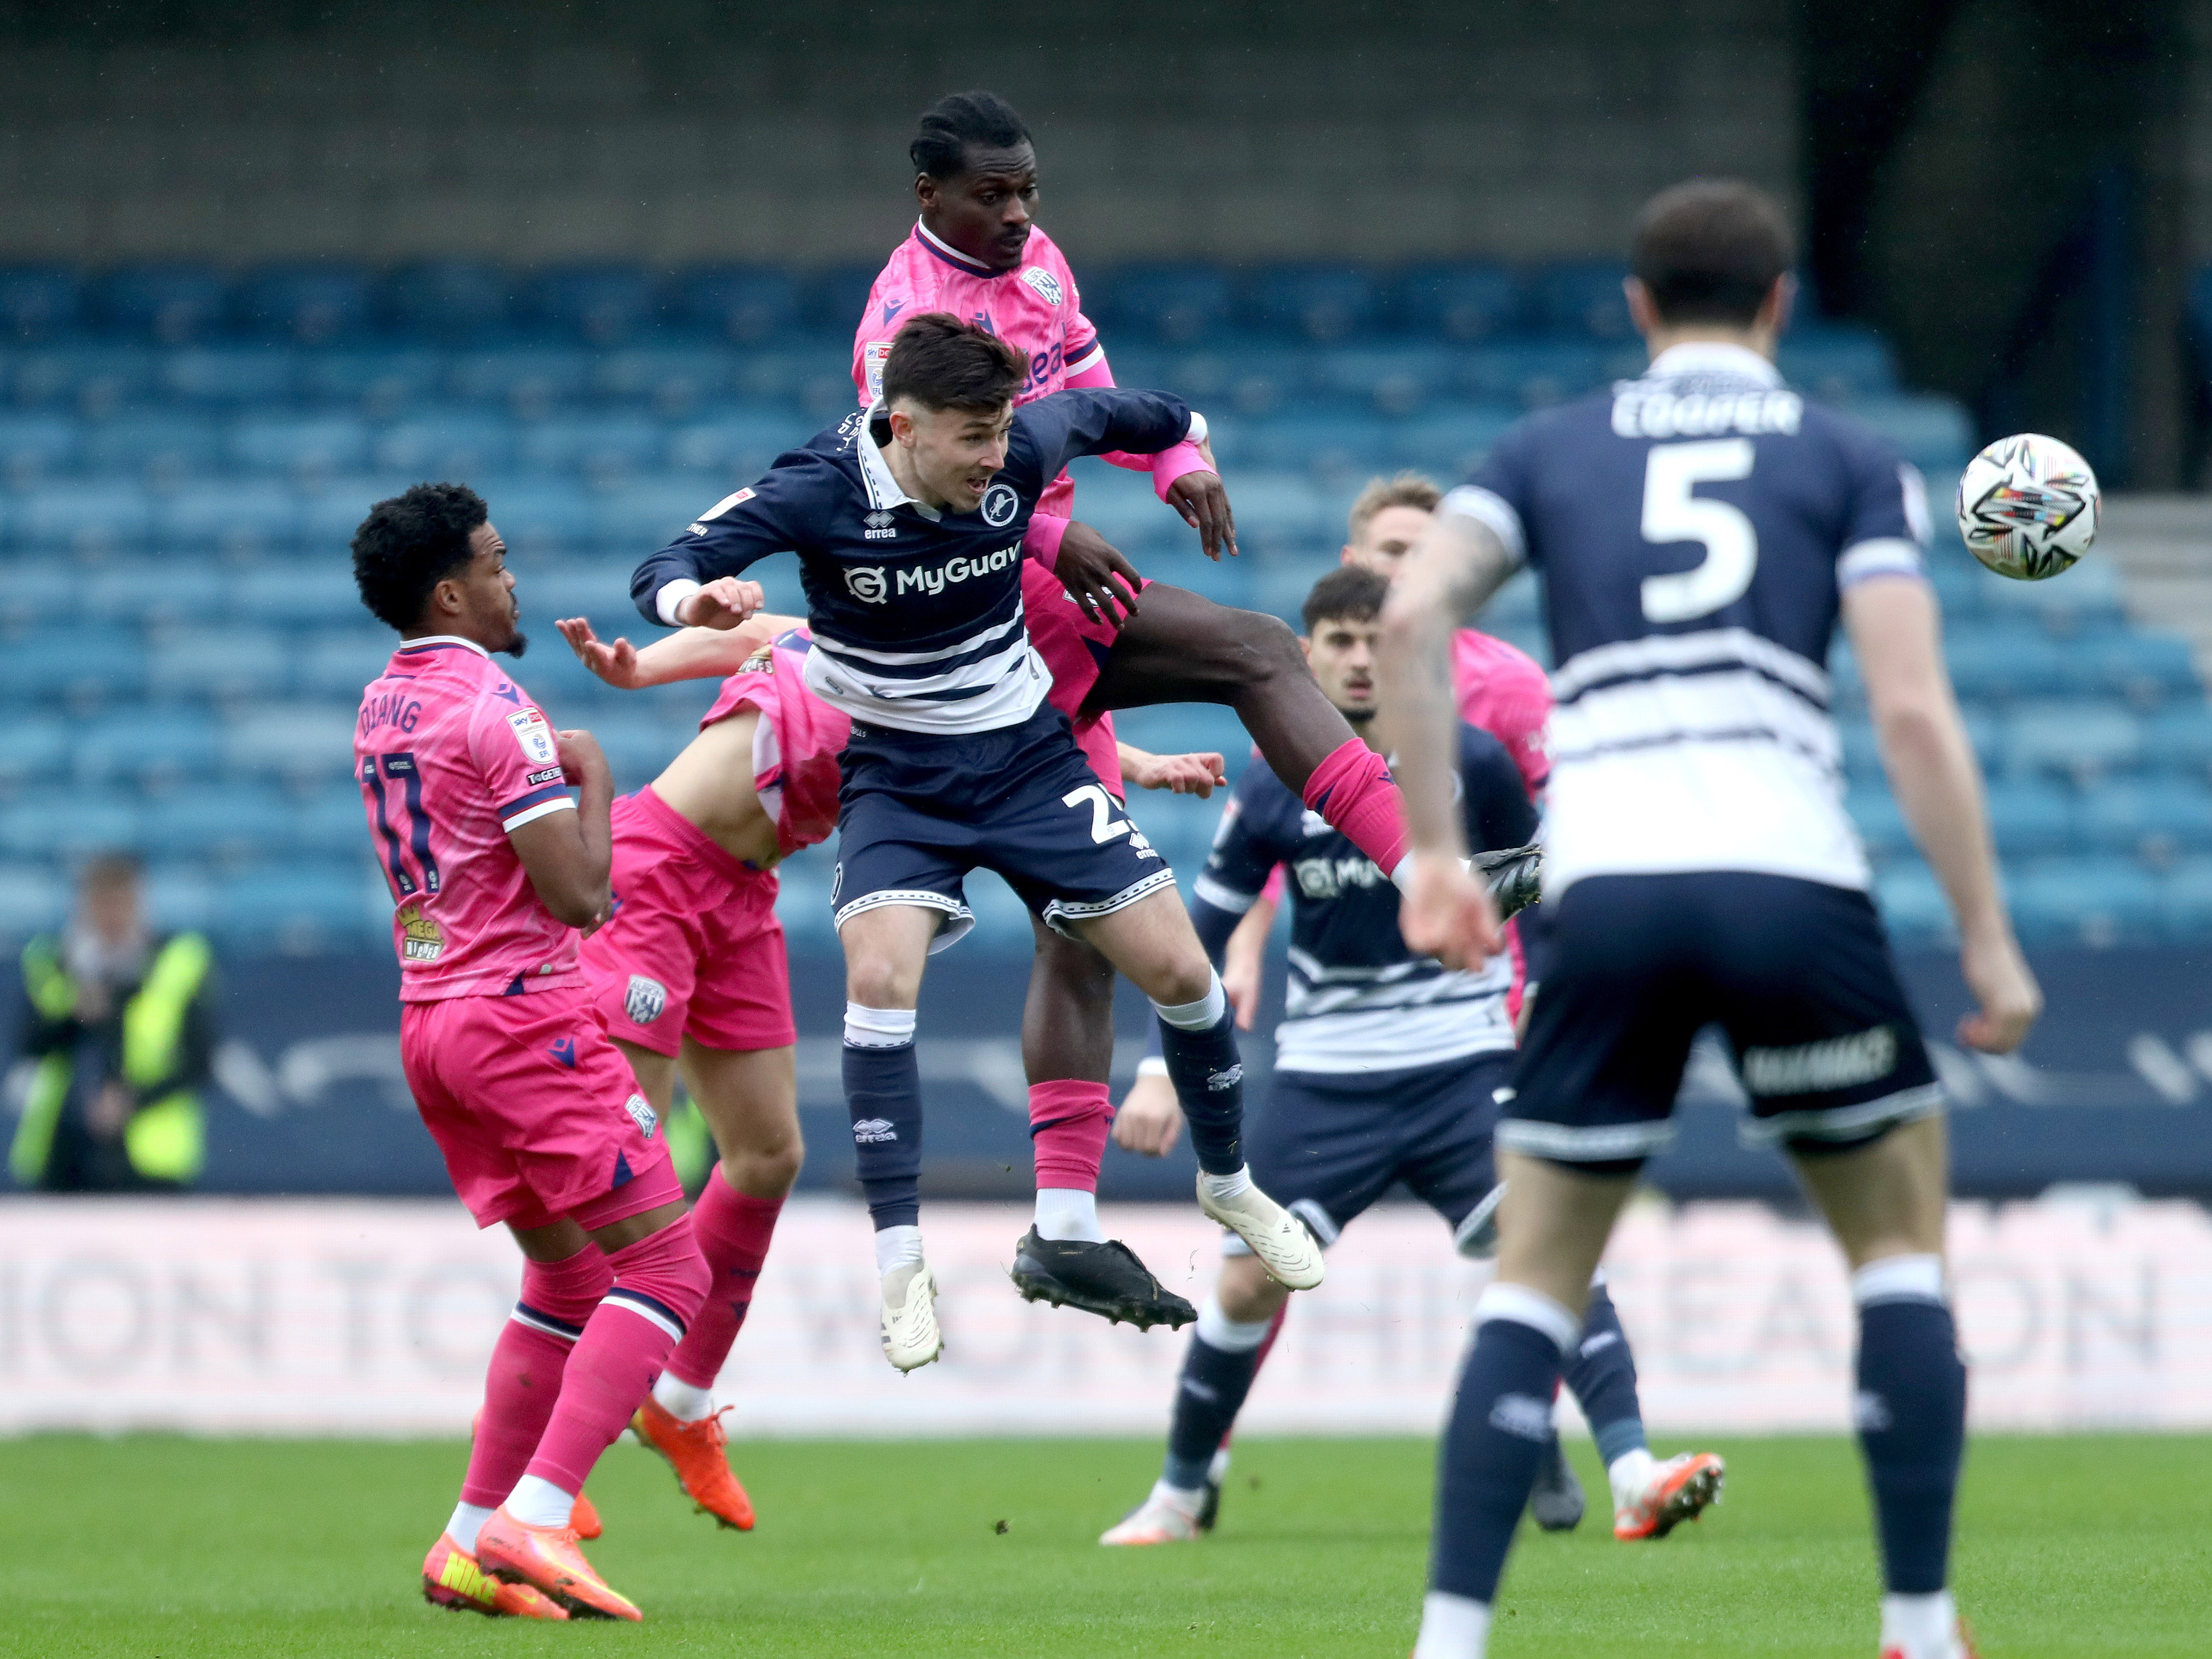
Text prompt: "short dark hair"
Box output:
[[881, 313, 1025, 413], [80, 851, 141, 893], [911, 91, 1031, 180], [1303, 566, 1391, 633], [1630, 180, 1795, 328], [351, 481, 488, 632]]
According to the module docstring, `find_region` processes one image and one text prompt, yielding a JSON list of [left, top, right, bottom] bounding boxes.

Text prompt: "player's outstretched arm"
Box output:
[[1118, 744, 1227, 798], [508, 730, 615, 931], [556, 613, 796, 689], [1844, 576, 2041, 1054]]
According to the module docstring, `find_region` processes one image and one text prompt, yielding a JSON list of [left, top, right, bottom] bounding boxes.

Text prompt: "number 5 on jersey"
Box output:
[[1640, 438, 1758, 623]]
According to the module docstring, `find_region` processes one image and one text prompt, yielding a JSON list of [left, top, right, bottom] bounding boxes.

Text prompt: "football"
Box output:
[[1955, 432, 2101, 581]]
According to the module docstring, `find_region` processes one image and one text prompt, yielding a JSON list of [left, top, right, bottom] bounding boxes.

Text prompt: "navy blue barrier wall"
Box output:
[[5, 943, 2210, 1203]]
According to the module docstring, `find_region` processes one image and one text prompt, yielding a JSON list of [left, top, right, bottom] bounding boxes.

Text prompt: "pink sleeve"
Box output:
[[1065, 352, 1211, 497], [1261, 864, 1287, 907], [468, 698, 575, 833], [1024, 512, 1070, 567]]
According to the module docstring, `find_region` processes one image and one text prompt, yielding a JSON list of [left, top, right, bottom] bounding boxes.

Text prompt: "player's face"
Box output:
[[890, 399, 1014, 513], [1303, 614, 1382, 723], [1341, 505, 1434, 577], [917, 143, 1039, 272], [445, 522, 527, 656]]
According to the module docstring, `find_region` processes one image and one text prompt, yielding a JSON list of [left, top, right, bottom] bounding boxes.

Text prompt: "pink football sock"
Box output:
[[1301, 738, 1411, 876], [522, 1215, 711, 1497], [1029, 1080, 1113, 1191], [459, 1245, 613, 1509], [661, 1172, 785, 1392]]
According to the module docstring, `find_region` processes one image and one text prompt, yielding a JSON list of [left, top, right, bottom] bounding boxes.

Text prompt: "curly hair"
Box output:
[[910, 90, 1031, 180], [351, 481, 488, 632]]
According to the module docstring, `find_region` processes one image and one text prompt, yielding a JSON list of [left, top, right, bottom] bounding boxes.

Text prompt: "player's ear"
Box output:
[[1624, 277, 1661, 339], [1299, 634, 1313, 666], [1340, 546, 1356, 567], [1760, 273, 1794, 339], [914, 172, 936, 211]]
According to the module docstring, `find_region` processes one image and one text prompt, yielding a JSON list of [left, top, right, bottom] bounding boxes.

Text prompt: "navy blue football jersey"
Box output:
[[1449, 341, 1930, 896], [1193, 726, 1536, 1075], [631, 387, 1194, 735]]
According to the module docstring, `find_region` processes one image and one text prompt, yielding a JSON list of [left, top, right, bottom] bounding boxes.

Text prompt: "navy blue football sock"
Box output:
[[1161, 1298, 1273, 1489], [1429, 1286, 1576, 1605], [843, 1005, 923, 1230], [1852, 1257, 1967, 1596], [1153, 976, 1245, 1176], [1564, 1278, 1647, 1467]]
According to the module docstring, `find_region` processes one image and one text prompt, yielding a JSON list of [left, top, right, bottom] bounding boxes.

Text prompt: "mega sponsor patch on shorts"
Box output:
[[506, 708, 557, 766], [1740, 1026, 1899, 1096]]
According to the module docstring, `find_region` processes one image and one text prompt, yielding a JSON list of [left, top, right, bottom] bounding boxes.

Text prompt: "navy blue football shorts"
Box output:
[[1230, 1049, 1516, 1262], [830, 704, 1177, 951], [1498, 871, 1944, 1169]]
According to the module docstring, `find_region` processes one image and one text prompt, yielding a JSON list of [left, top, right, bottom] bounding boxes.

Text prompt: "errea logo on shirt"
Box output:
[[506, 708, 557, 765], [1020, 267, 1064, 306]]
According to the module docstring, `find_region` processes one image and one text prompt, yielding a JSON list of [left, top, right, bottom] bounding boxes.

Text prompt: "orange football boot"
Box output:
[[475, 1507, 641, 1621], [570, 1489, 602, 1539], [632, 1398, 756, 1530], [1613, 1451, 1726, 1540], [421, 1532, 568, 1619]]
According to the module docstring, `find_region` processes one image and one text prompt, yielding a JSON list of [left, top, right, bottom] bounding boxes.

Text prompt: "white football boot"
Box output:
[[880, 1260, 942, 1372], [1196, 1175, 1324, 1290], [1099, 1481, 1205, 1546]]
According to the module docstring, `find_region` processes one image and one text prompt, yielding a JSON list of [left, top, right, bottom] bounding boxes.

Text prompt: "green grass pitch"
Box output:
[[2, 1432, 2204, 1656]]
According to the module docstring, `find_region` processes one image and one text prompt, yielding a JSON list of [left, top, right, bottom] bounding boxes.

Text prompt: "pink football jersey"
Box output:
[[1452, 627, 1552, 798], [854, 221, 1104, 522], [356, 636, 583, 1001], [695, 627, 850, 858]]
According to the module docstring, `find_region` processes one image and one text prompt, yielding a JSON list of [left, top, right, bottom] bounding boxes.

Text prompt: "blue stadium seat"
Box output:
[[1845, 788, 1913, 859], [298, 476, 412, 553], [672, 266, 802, 344], [2074, 777, 2212, 862], [1395, 403, 1521, 478], [0, 625, 146, 705], [372, 408, 515, 476], [143, 786, 299, 860], [1942, 625, 2068, 702], [10, 483, 155, 558], [1924, 558, 1984, 619], [472, 477, 594, 557], [0, 266, 83, 338], [446, 348, 592, 413], [525, 265, 657, 344], [294, 347, 447, 414], [1982, 778, 2076, 856], [589, 477, 716, 552], [667, 410, 808, 477], [2006, 856, 2161, 948], [228, 566, 365, 629], [1242, 265, 1382, 343], [228, 412, 372, 477], [514, 413, 666, 479], [1873, 862, 1952, 947], [1308, 345, 1455, 413], [510, 563, 623, 629], [0, 863, 69, 937], [155, 480, 303, 556], [587, 713, 686, 789], [84, 558, 228, 626], [2002, 699, 2142, 781], [0, 788, 142, 858], [1388, 264, 1523, 342], [0, 716, 70, 788], [0, 411, 78, 478], [1212, 474, 1329, 553], [1973, 556, 2124, 629], [294, 787, 369, 857], [382, 262, 513, 338], [2158, 856, 2212, 939], [143, 864, 216, 934], [1775, 326, 1897, 401], [1153, 342, 1314, 419], [234, 264, 374, 344], [92, 263, 231, 343], [2143, 702, 2212, 775], [148, 632, 293, 702], [211, 863, 377, 952], [803, 265, 883, 337], [157, 347, 298, 407], [222, 707, 357, 783], [1237, 406, 1390, 478], [1846, 395, 1974, 472], [592, 345, 738, 414], [8, 344, 156, 412], [1528, 261, 1634, 341], [79, 412, 223, 480], [1458, 339, 1609, 408], [1089, 264, 1234, 345], [2061, 633, 2201, 706], [295, 630, 394, 700]]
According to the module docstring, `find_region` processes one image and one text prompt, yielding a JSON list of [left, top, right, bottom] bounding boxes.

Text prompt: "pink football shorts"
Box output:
[[400, 982, 682, 1232], [579, 787, 797, 1058], [1024, 559, 1152, 800]]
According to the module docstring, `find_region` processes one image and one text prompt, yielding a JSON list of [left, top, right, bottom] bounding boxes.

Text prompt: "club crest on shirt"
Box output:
[[1020, 266, 1064, 306], [396, 902, 444, 962], [624, 974, 668, 1025], [506, 708, 557, 766], [847, 566, 890, 603], [981, 483, 1019, 527]]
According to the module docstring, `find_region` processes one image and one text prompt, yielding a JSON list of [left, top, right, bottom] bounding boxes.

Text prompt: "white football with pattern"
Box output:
[[1953, 432, 2100, 581]]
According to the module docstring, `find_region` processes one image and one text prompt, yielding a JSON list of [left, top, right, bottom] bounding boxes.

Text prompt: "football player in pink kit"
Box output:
[[857, 94, 1417, 1315], [351, 484, 712, 1623]]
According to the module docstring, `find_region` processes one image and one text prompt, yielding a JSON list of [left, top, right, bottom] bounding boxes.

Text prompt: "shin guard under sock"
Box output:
[[1152, 974, 1245, 1176], [1429, 1286, 1577, 1605], [1028, 1079, 1113, 1192], [1302, 737, 1411, 878], [1854, 1257, 1967, 1596], [523, 1216, 711, 1496], [843, 1004, 923, 1229], [460, 1246, 613, 1510], [661, 1171, 783, 1394], [1162, 1297, 1273, 1489], [1564, 1277, 1648, 1467]]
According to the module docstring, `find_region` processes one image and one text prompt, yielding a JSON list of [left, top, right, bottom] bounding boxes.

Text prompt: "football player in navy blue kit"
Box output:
[[632, 315, 1324, 1374], [1379, 183, 2041, 1659], [1100, 567, 1719, 1548]]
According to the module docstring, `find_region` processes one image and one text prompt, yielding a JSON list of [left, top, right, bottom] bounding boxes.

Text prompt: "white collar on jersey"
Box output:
[[1646, 341, 1782, 386], [856, 399, 942, 521], [914, 218, 1000, 275], [396, 633, 490, 657]]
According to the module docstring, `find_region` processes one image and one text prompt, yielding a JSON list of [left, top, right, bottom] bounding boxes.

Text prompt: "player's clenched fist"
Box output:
[[1398, 853, 1502, 970], [1111, 1071, 1184, 1157], [554, 728, 610, 789], [675, 576, 767, 630]]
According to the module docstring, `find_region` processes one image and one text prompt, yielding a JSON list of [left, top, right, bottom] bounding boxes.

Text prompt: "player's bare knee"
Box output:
[[1218, 1254, 1287, 1322], [1221, 608, 1302, 688], [844, 950, 919, 1010], [723, 1134, 803, 1198]]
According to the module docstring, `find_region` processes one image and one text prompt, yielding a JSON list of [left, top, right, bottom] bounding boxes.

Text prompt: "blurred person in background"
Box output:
[[9, 852, 215, 1192]]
